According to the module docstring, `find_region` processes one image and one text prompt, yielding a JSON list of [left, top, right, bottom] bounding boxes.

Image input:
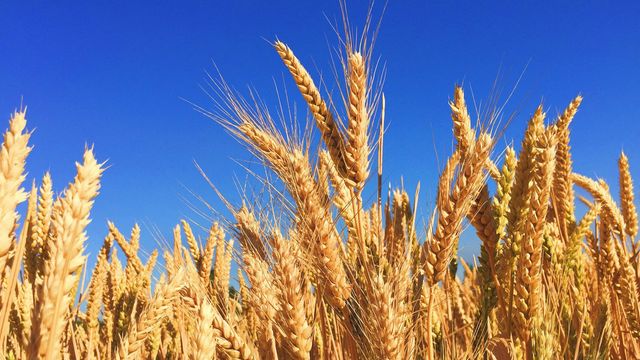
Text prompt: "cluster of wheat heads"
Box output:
[[1, 40, 640, 360]]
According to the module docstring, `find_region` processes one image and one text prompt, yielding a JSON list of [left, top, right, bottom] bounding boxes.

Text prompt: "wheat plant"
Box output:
[[1, 13, 639, 360]]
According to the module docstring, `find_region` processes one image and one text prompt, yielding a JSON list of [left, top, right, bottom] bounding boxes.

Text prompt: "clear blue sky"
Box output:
[[1, 1, 639, 264]]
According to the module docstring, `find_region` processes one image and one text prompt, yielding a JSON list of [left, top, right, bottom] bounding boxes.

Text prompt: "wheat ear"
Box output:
[[243, 251, 277, 324], [272, 231, 313, 360], [450, 85, 476, 158], [29, 148, 103, 359], [423, 150, 460, 285], [573, 173, 626, 236], [613, 244, 640, 338], [199, 222, 220, 286], [108, 222, 144, 275], [84, 235, 110, 359], [211, 226, 232, 310], [234, 206, 266, 259], [618, 152, 638, 238], [552, 95, 582, 230], [122, 273, 184, 358], [181, 280, 258, 360], [345, 52, 370, 190], [513, 125, 557, 347], [321, 149, 366, 246], [274, 40, 348, 177], [190, 293, 217, 360], [26, 172, 53, 285], [424, 133, 492, 285], [500, 106, 546, 334], [0, 110, 31, 274], [181, 220, 201, 261], [240, 122, 350, 307]]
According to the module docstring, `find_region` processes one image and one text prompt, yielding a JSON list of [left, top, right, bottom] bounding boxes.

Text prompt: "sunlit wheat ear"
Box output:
[[470, 185, 499, 283], [566, 202, 599, 272], [320, 149, 365, 244], [233, 118, 351, 308], [367, 261, 409, 360], [469, 183, 501, 348], [552, 95, 582, 230], [345, 51, 370, 191], [122, 272, 185, 358], [108, 221, 143, 274], [30, 147, 104, 360], [212, 227, 233, 315], [198, 222, 220, 286], [0, 110, 31, 274], [234, 206, 266, 260], [491, 156, 514, 331], [85, 233, 112, 359], [573, 173, 626, 236], [274, 40, 349, 178], [618, 152, 638, 238], [271, 230, 313, 360], [16, 265, 34, 350], [243, 251, 277, 323], [210, 304, 258, 360], [613, 241, 640, 339], [493, 146, 517, 241], [101, 247, 121, 358], [22, 184, 38, 280], [513, 124, 557, 347], [181, 280, 257, 360], [25, 172, 53, 286], [497, 106, 545, 333], [423, 150, 460, 285], [424, 133, 492, 286], [450, 85, 476, 158], [180, 219, 200, 262], [190, 291, 217, 360]]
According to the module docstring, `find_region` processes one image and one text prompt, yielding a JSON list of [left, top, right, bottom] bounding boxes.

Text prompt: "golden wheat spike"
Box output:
[[513, 125, 557, 347], [274, 40, 349, 179], [30, 147, 104, 359], [450, 85, 476, 158], [345, 52, 370, 191], [552, 95, 582, 231], [0, 110, 31, 274], [272, 231, 313, 360], [573, 173, 626, 236], [619, 152, 638, 239]]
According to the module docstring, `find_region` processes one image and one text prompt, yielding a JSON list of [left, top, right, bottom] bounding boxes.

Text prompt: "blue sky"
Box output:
[[1, 1, 639, 264]]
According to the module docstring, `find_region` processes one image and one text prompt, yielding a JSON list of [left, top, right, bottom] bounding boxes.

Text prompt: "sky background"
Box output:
[[1, 1, 639, 268]]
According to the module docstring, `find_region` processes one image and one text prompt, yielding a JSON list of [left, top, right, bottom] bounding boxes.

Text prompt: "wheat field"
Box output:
[[1, 17, 639, 360]]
